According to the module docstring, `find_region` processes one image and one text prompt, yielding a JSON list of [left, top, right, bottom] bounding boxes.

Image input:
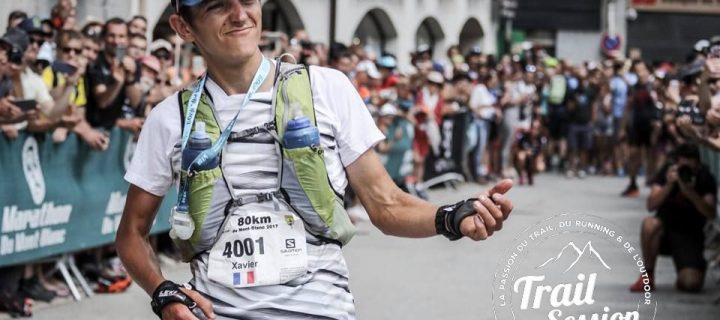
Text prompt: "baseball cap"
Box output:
[[356, 60, 381, 79], [141, 55, 162, 74], [377, 56, 397, 70], [694, 39, 710, 53], [466, 46, 482, 57], [1, 28, 30, 54], [427, 71, 445, 85], [18, 16, 49, 36], [150, 39, 173, 53], [172, 0, 205, 11], [416, 44, 432, 55], [379, 103, 398, 117], [544, 57, 559, 69]]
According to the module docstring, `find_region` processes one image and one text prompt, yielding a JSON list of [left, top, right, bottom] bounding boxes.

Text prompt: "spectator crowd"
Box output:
[[1, 0, 720, 317]]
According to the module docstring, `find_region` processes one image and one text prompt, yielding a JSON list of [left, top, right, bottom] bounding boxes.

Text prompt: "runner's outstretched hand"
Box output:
[[459, 179, 514, 241]]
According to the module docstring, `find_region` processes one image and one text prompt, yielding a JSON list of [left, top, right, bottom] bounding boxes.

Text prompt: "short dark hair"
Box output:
[[81, 21, 103, 38], [130, 15, 148, 24], [84, 34, 102, 46], [102, 17, 127, 38], [57, 29, 84, 48], [8, 10, 27, 26], [178, 7, 195, 26], [630, 59, 647, 73], [452, 72, 471, 84], [674, 143, 701, 161]]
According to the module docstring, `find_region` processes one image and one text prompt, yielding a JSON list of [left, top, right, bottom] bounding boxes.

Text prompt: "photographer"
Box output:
[[630, 143, 717, 293], [0, 36, 25, 124], [0, 28, 49, 137]]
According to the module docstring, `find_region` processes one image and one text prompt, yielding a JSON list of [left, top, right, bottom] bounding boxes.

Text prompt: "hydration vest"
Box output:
[[172, 61, 356, 261], [548, 74, 567, 105]]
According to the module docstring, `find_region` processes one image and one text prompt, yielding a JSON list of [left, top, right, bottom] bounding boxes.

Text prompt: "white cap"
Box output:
[[356, 60, 381, 80], [379, 103, 398, 117], [427, 71, 445, 85], [150, 39, 173, 53]]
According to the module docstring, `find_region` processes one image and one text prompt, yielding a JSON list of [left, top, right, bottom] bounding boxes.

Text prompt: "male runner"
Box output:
[[116, 1, 514, 319]]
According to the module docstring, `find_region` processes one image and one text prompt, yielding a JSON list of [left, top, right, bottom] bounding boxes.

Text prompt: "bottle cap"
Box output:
[[286, 117, 311, 130]]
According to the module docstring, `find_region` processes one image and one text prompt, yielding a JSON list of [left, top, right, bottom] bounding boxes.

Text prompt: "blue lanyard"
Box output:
[[177, 57, 271, 209]]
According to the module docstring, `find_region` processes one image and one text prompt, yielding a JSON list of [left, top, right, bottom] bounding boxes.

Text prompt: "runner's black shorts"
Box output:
[[628, 123, 652, 147], [548, 104, 569, 140]]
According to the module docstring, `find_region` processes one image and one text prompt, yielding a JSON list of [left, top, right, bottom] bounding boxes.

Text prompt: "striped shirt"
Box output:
[[126, 65, 384, 319]]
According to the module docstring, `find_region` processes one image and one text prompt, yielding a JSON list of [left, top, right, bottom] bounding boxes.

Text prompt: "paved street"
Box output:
[[6, 174, 720, 319]]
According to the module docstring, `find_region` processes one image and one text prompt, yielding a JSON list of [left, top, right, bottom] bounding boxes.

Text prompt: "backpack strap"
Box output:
[[52, 68, 58, 88]]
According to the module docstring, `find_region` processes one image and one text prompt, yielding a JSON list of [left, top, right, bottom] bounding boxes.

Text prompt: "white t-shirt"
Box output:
[[126, 64, 380, 318], [20, 68, 53, 111], [125, 65, 384, 198], [469, 83, 496, 120]]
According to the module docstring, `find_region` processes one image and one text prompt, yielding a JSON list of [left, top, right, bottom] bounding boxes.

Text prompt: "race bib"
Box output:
[[207, 209, 308, 288]]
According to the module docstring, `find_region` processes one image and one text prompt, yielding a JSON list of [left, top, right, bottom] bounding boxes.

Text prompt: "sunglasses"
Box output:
[[63, 47, 83, 55], [154, 52, 171, 60], [30, 37, 45, 47]]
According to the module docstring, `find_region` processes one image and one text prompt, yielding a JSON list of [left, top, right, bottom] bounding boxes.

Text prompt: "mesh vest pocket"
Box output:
[[173, 167, 223, 261], [281, 147, 355, 245]]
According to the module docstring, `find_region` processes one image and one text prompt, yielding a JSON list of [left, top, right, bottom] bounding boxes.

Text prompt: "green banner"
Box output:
[[0, 128, 175, 267]]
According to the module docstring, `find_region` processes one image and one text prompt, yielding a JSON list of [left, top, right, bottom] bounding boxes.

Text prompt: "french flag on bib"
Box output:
[[233, 272, 255, 285]]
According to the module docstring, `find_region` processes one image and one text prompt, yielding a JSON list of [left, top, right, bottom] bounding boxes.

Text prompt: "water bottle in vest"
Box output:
[[172, 121, 218, 241], [283, 105, 320, 149], [182, 121, 219, 171]]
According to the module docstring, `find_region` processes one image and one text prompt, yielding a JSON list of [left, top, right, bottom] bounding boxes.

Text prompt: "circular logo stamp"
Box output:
[[493, 214, 657, 320]]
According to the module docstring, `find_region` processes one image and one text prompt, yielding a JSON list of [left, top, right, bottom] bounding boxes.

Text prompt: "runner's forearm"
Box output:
[[348, 150, 439, 238], [116, 228, 165, 296], [116, 185, 167, 296], [366, 186, 439, 238]]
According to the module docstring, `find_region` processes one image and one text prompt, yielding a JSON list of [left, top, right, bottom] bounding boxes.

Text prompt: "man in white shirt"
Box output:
[[116, 1, 515, 319]]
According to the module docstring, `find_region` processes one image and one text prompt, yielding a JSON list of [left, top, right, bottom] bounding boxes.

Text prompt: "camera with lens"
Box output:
[[677, 165, 696, 184], [7, 45, 23, 65], [676, 100, 705, 125]]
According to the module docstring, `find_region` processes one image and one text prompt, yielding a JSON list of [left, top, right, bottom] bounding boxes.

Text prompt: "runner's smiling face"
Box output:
[[180, 0, 262, 65]]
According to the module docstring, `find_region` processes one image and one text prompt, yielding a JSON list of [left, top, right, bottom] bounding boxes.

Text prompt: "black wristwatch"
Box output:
[[435, 198, 479, 241], [150, 280, 200, 319]]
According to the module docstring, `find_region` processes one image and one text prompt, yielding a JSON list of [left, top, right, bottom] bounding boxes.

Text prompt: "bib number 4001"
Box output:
[[222, 237, 264, 258]]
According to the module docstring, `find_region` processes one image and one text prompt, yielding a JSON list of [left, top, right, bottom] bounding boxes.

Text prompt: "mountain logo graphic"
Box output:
[[537, 241, 612, 273], [22, 137, 46, 205]]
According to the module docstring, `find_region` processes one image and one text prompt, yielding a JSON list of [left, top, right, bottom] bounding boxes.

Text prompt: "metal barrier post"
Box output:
[[56, 258, 82, 301]]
